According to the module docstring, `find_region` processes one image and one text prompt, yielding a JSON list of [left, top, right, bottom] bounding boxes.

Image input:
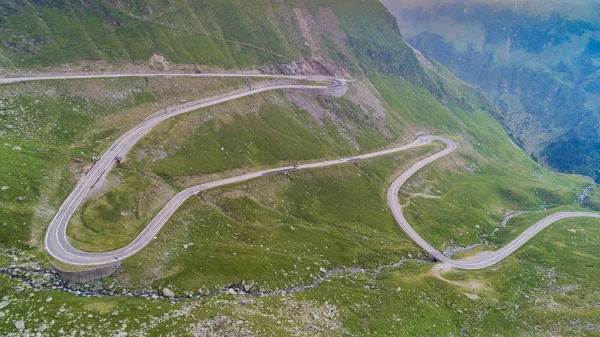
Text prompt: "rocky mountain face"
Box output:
[[383, 0, 600, 182], [0, 0, 418, 79]]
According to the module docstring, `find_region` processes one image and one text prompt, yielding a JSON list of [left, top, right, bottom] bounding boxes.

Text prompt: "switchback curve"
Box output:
[[2, 72, 596, 270]]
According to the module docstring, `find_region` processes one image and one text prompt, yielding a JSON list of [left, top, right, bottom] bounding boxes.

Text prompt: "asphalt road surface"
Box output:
[[34, 72, 345, 265], [387, 137, 600, 270], [0, 71, 341, 84], [3, 72, 596, 269]]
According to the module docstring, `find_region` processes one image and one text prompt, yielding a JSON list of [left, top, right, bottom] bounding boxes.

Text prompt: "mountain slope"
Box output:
[[0, 0, 298, 68], [382, 0, 600, 182], [1, 1, 600, 336]]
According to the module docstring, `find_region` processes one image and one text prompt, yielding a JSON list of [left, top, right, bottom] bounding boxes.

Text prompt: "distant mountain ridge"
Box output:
[[383, 0, 600, 182]]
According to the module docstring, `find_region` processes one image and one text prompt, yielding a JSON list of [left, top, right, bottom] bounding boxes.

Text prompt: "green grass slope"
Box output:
[[0, 1, 600, 336], [0, 0, 302, 69]]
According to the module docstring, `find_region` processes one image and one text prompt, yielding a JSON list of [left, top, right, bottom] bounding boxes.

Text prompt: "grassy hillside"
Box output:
[[1, 0, 600, 336], [382, 0, 600, 182], [0, 0, 302, 69]]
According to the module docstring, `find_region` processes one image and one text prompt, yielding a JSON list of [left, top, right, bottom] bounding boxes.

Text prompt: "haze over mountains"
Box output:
[[383, 0, 600, 182], [1, 1, 600, 336]]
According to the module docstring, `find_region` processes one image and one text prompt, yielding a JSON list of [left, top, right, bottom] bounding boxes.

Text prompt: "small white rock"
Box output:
[[14, 320, 24, 330]]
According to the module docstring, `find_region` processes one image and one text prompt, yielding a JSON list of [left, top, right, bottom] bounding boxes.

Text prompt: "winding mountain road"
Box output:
[[2, 71, 597, 270], [387, 138, 600, 270]]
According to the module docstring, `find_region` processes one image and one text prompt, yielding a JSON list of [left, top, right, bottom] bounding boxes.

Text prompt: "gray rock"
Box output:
[[14, 320, 24, 330], [243, 280, 255, 292], [0, 301, 8, 310], [38, 323, 47, 332], [162, 288, 175, 297], [14, 286, 23, 292]]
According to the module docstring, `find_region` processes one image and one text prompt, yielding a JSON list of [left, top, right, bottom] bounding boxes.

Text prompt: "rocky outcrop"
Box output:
[[259, 57, 347, 77]]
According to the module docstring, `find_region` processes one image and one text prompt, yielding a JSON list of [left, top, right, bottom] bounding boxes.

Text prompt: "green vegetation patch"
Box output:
[[115, 146, 439, 293]]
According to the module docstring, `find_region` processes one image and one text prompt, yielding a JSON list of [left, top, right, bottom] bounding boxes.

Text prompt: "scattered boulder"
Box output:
[[1, 186, 8, 190], [14, 320, 24, 330], [0, 301, 8, 310], [243, 280, 255, 292], [162, 288, 175, 297]]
